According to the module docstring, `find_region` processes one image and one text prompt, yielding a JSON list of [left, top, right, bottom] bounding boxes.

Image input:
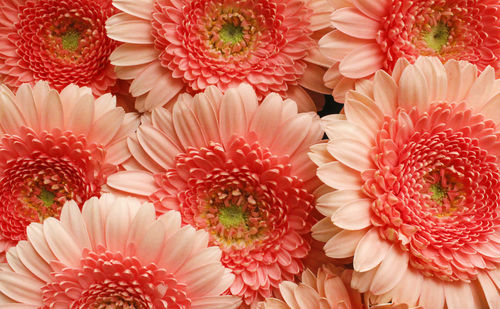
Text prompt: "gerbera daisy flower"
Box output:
[[0, 0, 118, 96], [257, 264, 415, 309], [0, 81, 138, 258], [311, 57, 500, 308], [320, 0, 500, 102], [257, 264, 363, 309], [0, 194, 242, 308], [105, 0, 333, 113], [107, 84, 323, 305]]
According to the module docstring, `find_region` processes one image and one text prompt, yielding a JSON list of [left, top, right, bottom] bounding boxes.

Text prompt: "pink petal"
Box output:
[[129, 61, 165, 96], [136, 221, 166, 265], [317, 161, 363, 190], [444, 282, 475, 309], [369, 245, 409, 295], [59, 202, 91, 251], [110, 44, 159, 66], [143, 72, 183, 111], [390, 268, 423, 306], [106, 14, 154, 44], [321, 117, 374, 145], [477, 272, 500, 309], [332, 199, 372, 230], [339, 43, 384, 78], [320, 30, 371, 62], [285, 85, 316, 113], [344, 91, 384, 139], [0, 272, 43, 305], [373, 70, 397, 116], [352, 0, 389, 20], [330, 8, 380, 39], [299, 63, 331, 94], [414, 57, 447, 102], [398, 64, 430, 113], [316, 189, 366, 217], [113, 0, 154, 20], [353, 228, 391, 272], [324, 229, 367, 258], [15, 241, 51, 283], [43, 218, 82, 268], [137, 125, 182, 168], [172, 97, 206, 149], [466, 65, 496, 111], [193, 91, 221, 144], [107, 170, 157, 196], [444, 59, 477, 102]]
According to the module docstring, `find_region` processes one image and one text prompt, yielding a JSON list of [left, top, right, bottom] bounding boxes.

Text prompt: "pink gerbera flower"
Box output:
[[0, 81, 137, 258], [105, 0, 333, 113], [320, 0, 500, 102], [107, 84, 323, 305], [311, 57, 500, 308], [257, 264, 415, 309], [257, 264, 364, 309], [0, 194, 241, 308], [0, 0, 118, 96]]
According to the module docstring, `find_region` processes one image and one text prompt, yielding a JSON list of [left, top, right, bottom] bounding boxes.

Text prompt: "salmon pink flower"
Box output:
[[0, 194, 241, 308], [106, 0, 333, 113], [320, 0, 500, 102], [257, 264, 364, 309], [0, 0, 118, 96], [107, 84, 323, 305], [0, 81, 138, 259], [257, 264, 417, 309], [311, 57, 500, 308]]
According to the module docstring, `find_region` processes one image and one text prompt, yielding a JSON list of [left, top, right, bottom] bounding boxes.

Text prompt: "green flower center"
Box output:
[[39, 188, 55, 208], [61, 30, 81, 51], [218, 204, 247, 229], [423, 22, 449, 52], [219, 23, 244, 44]]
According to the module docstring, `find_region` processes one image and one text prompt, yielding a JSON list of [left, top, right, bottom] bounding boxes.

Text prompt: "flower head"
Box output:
[[311, 57, 500, 308], [257, 264, 364, 309], [106, 0, 333, 113], [0, 0, 118, 96], [320, 0, 500, 102], [0, 194, 241, 308], [107, 84, 323, 305], [0, 81, 138, 257]]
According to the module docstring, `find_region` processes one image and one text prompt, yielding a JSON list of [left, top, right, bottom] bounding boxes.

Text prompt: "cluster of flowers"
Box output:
[[0, 0, 499, 308]]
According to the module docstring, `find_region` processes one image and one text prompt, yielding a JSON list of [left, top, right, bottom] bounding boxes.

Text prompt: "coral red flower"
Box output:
[[107, 84, 323, 305], [0, 81, 138, 258], [320, 0, 500, 102], [106, 0, 333, 113], [0, 194, 241, 308], [0, 0, 118, 96], [311, 57, 500, 308]]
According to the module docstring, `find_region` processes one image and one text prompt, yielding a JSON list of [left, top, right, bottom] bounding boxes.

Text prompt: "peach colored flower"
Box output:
[[320, 0, 500, 102], [258, 264, 419, 309], [0, 0, 119, 96], [0, 81, 138, 258], [107, 84, 323, 305], [0, 194, 241, 308], [258, 264, 363, 309], [311, 57, 500, 308], [106, 0, 333, 113]]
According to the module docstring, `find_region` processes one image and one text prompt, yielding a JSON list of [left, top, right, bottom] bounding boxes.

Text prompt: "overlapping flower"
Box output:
[[0, 81, 137, 257], [320, 0, 500, 102], [106, 0, 333, 112], [0, 194, 241, 308], [107, 83, 323, 304], [311, 57, 500, 308], [0, 0, 119, 96]]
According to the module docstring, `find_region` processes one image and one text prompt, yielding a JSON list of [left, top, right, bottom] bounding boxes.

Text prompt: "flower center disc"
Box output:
[[423, 22, 450, 52]]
